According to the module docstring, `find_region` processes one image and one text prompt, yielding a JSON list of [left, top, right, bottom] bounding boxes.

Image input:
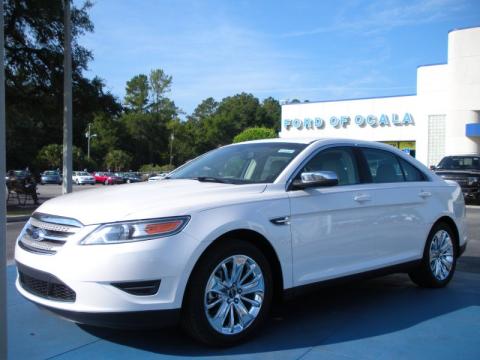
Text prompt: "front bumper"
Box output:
[[77, 179, 95, 184], [41, 178, 61, 184], [14, 227, 200, 318], [36, 303, 180, 329]]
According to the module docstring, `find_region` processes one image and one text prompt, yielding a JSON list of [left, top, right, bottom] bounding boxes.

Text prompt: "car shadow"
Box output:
[[79, 271, 480, 356]]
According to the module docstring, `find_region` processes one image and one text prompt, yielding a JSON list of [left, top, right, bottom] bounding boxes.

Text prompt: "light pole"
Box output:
[[1, 1, 7, 358], [85, 123, 97, 160], [169, 132, 174, 166], [62, 0, 72, 194]]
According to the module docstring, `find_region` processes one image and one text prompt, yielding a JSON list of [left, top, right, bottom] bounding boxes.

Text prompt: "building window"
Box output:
[[428, 115, 446, 166]]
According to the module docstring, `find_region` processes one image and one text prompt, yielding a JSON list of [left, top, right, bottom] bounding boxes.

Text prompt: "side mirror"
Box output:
[[292, 171, 339, 189], [429, 165, 436, 171]]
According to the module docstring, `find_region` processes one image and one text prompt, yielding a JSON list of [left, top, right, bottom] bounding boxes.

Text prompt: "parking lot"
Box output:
[[5, 203, 480, 359]]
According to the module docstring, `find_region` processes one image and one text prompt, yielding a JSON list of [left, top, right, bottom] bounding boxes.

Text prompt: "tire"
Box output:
[[127, 179, 131, 184], [182, 239, 273, 346], [409, 223, 457, 288]]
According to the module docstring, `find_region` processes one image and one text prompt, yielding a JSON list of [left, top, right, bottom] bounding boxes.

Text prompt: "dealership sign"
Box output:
[[283, 113, 414, 130]]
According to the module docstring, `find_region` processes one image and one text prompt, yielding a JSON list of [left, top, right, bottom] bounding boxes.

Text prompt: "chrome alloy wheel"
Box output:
[[429, 230, 454, 281], [204, 255, 265, 335]]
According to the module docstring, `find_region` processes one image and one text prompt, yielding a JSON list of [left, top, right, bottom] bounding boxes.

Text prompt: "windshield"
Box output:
[[169, 142, 307, 184], [78, 172, 90, 176], [437, 156, 480, 170], [44, 171, 58, 175]]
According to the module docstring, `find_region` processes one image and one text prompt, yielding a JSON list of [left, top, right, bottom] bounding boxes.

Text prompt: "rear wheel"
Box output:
[[409, 223, 457, 288], [182, 240, 273, 346]]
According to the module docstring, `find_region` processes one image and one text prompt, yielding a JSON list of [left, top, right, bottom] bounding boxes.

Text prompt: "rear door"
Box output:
[[357, 147, 430, 264]]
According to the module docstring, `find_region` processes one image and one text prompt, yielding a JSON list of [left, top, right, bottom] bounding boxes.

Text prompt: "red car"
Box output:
[[93, 172, 123, 185]]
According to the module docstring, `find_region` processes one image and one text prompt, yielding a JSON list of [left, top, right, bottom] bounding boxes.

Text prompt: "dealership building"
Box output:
[[280, 26, 480, 166]]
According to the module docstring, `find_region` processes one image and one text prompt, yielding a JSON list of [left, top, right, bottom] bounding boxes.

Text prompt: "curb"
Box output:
[[7, 215, 30, 223]]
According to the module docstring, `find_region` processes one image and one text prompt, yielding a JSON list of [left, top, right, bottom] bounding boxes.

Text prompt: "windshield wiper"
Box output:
[[194, 176, 229, 183]]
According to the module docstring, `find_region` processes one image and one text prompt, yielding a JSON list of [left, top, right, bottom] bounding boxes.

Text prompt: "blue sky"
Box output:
[[79, 0, 480, 115]]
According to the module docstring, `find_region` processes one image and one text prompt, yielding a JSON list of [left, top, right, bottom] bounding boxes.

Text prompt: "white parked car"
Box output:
[[15, 139, 467, 346], [147, 173, 168, 182], [72, 171, 95, 185]]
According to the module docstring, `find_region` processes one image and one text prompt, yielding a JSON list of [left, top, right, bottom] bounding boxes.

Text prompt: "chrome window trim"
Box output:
[[358, 146, 433, 183]]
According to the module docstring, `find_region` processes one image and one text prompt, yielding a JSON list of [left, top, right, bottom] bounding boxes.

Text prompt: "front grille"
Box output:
[[17, 262, 76, 302], [19, 214, 82, 255]]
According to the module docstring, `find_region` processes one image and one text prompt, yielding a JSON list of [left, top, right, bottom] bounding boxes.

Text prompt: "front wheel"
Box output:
[[182, 240, 273, 346], [409, 223, 457, 288]]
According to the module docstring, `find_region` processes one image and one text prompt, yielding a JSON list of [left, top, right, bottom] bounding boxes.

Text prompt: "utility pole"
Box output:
[[86, 123, 96, 160], [169, 132, 174, 166], [0, 1, 7, 358], [62, 0, 73, 194]]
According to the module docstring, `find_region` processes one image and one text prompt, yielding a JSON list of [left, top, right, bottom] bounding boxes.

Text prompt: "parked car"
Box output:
[[93, 171, 123, 185], [116, 172, 143, 183], [72, 171, 95, 185], [7, 169, 31, 181], [40, 170, 62, 185], [15, 139, 467, 346], [148, 172, 168, 182], [432, 154, 480, 204]]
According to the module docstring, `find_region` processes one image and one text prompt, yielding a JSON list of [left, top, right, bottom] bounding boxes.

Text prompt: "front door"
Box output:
[[288, 146, 377, 286]]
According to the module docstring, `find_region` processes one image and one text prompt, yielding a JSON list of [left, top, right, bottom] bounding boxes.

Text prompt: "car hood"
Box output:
[[36, 179, 267, 225]]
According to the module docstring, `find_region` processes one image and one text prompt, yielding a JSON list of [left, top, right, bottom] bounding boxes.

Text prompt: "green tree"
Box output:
[[37, 144, 86, 170], [4, 0, 121, 171], [122, 112, 170, 168], [233, 127, 277, 143], [124, 74, 149, 112], [105, 150, 132, 171], [89, 113, 125, 165], [149, 69, 172, 112], [257, 97, 281, 132], [37, 144, 63, 169]]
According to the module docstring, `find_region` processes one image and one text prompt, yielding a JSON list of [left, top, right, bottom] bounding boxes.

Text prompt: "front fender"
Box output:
[[174, 198, 293, 306]]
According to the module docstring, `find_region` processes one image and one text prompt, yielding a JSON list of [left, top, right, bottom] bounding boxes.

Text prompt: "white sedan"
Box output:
[[72, 171, 95, 185], [15, 138, 467, 346]]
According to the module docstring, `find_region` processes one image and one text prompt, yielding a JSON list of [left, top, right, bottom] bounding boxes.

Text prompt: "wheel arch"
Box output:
[[183, 228, 284, 306], [431, 216, 460, 252]]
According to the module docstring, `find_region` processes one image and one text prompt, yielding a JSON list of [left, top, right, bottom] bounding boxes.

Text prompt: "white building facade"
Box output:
[[280, 27, 480, 166]]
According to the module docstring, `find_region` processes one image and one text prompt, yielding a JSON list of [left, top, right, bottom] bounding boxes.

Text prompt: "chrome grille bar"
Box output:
[[19, 214, 84, 255]]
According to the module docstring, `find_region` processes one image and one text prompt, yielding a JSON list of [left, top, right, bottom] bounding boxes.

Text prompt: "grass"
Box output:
[[6, 208, 33, 217]]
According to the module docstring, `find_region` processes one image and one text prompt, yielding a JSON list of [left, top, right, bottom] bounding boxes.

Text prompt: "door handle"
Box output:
[[354, 194, 371, 203], [419, 191, 432, 198]]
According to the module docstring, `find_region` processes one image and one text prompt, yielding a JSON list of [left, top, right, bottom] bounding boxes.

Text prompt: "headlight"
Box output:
[[467, 176, 479, 186], [80, 216, 190, 245]]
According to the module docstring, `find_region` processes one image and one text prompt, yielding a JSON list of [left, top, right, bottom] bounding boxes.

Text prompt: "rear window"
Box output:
[[362, 148, 404, 183]]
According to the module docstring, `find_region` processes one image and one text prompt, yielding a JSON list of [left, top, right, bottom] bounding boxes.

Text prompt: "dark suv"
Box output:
[[433, 155, 480, 204]]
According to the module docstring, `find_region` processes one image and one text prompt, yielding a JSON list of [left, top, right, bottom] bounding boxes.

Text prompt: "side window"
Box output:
[[398, 157, 426, 182], [362, 148, 405, 183], [259, 156, 290, 182], [301, 147, 359, 186]]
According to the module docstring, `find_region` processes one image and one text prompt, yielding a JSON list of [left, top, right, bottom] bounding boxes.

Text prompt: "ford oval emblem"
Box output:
[[31, 228, 46, 241]]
